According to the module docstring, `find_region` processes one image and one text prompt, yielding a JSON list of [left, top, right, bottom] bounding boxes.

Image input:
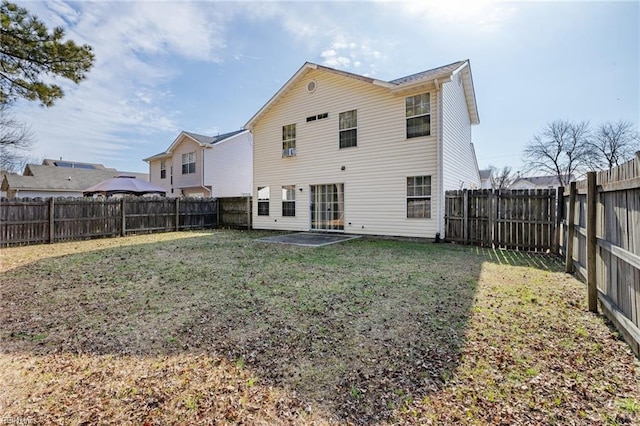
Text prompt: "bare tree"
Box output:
[[0, 104, 35, 173], [488, 165, 514, 189], [589, 120, 640, 169], [522, 120, 593, 186]]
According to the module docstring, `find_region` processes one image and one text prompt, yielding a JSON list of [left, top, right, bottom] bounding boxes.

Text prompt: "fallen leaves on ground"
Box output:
[[0, 231, 638, 425]]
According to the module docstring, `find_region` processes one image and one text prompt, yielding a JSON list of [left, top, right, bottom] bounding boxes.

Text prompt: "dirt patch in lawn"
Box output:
[[0, 231, 638, 425]]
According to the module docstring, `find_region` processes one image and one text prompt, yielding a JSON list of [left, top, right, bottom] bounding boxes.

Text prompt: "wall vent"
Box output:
[[307, 80, 317, 93]]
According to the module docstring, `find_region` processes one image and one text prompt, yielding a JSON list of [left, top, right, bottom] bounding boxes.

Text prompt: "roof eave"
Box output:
[[143, 152, 171, 162], [455, 62, 480, 125]]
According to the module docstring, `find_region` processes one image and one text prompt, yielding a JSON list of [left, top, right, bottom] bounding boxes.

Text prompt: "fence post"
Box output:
[[175, 198, 180, 231], [121, 197, 126, 237], [49, 197, 55, 244], [565, 182, 576, 273], [488, 189, 495, 248], [587, 172, 597, 313], [463, 189, 469, 244], [246, 196, 251, 230], [494, 190, 500, 249], [554, 187, 564, 254]]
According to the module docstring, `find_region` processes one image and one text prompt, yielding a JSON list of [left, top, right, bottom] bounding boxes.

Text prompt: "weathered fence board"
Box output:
[[445, 189, 557, 252], [218, 197, 252, 229], [0, 197, 220, 247], [563, 152, 640, 356]]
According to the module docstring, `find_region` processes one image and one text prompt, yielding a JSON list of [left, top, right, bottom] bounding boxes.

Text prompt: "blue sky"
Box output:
[[12, 0, 640, 174]]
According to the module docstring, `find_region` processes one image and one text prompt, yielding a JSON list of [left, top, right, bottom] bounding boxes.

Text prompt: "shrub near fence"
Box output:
[[0, 197, 219, 247]]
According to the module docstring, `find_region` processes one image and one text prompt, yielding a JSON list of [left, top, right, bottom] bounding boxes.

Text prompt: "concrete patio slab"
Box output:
[[256, 232, 361, 247]]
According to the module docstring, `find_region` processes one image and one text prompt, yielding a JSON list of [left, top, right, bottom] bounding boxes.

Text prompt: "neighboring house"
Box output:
[[510, 174, 574, 190], [143, 130, 252, 198], [479, 169, 494, 189], [1, 160, 148, 198], [245, 60, 480, 238]]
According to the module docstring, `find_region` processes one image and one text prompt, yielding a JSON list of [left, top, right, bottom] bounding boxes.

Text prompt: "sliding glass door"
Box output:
[[310, 184, 344, 231]]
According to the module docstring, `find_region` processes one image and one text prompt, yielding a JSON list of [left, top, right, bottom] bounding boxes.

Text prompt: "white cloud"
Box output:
[[397, 0, 517, 32], [12, 1, 231, 169], [319, 35, 383, 75]]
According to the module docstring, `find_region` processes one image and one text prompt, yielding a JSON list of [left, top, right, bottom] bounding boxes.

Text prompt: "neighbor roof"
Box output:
[[244, 60, 479, 130], [1, 164, 148, 193], [143, 129, 248, 162], [41, 159, 111, 170]]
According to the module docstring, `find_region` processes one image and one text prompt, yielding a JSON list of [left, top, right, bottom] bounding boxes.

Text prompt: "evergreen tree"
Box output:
[[0, 1, 94, 107]]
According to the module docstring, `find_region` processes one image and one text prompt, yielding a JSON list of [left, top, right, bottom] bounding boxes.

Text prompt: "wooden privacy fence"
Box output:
[[445, 189, 560, 252], [218, 197, 252, 229], [561, 153, 640, 356], [0, 197, 219, 247]]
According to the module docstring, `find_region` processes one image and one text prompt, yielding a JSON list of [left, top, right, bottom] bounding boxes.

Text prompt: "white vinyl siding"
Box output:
[[147, 131, 253, 198], [147, 158, 172, 194], [203, 131, 253, 198], [172, 138, 202, 190], [252, 68, 439, 238], [441, 71, 480, 192]]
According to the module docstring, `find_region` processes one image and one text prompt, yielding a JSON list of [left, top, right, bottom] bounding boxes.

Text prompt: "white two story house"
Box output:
[[245, 60, 480, 238], [143, 129, 252, 198]]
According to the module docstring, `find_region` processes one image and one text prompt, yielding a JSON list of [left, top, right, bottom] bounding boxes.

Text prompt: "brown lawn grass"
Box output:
[[0, 230, 638, 425]]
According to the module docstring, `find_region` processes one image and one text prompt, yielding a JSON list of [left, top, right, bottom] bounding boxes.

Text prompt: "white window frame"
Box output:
[[406, 176, 431, 218], [282, 124, 296, 157], [405, 93, 431, 139], [339, 109, 357, 149], [282, 185, 296, 217], [181, 152, 196, 174], [257, 186, 270, 216]]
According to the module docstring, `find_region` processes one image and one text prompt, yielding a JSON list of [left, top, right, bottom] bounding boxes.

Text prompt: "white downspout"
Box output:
[[435, 78, 445, 238]]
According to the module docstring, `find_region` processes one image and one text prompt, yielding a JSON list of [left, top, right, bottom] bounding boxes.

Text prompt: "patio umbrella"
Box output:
[[83, 176, 167, 197]]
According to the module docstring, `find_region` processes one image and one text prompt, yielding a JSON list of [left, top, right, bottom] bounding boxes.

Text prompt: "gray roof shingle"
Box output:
[[389, 60, 467, 85], [3, 164, 148, 192]]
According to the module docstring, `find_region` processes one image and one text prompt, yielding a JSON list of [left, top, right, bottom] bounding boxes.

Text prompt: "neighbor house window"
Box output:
[[339, 110, 357, 149], [160, 160, 166, 179], [182, 152, 196, 174], [282, 185, 296, 216], [258, 186, 270, 216], [282, 124, 296, 157], [407, 176, 431, 218], [406, 93, 430, 138]]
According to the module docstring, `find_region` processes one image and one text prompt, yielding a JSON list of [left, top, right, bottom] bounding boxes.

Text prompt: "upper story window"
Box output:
[[282, 185, 296, 216], [407, 176, 431, 218], [406, 93, 430, 138], [257, 186, 270, 216], [182, 152, 196, 174], [282, 124, 296, 157], [306, 112, 328, 122], [339, 110, 357, 149], [160, 160, 166, 179]]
